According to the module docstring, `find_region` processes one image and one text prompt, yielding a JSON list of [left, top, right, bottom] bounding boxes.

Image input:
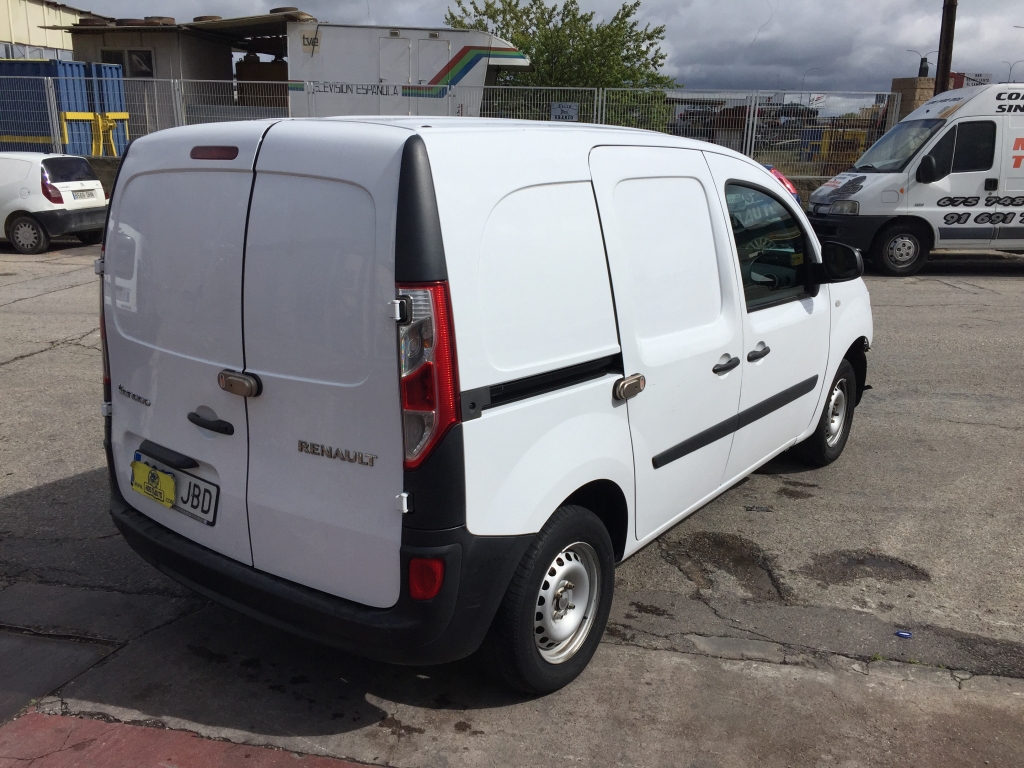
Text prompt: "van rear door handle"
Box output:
[[712, 356, 740, 375], [187, 412, 234, 435], [217, 370, 262, 397], [613, 373, 646, 401], [747, 345, 771, 362]]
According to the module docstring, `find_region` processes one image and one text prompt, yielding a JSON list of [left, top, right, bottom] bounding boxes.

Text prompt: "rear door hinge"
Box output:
[[396, 492, 413, 514], [100, 401, 112, 417], [388, 296, 412, 324], [93, 258, 104, 275]]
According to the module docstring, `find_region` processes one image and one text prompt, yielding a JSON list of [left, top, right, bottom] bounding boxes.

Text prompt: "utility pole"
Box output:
[[934, 0, 957, 95]]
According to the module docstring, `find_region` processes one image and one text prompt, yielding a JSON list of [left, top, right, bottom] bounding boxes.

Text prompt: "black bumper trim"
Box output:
[[807, 213, 893, 253], [107, 414, 531, 666], [35, 205, 107, 236]]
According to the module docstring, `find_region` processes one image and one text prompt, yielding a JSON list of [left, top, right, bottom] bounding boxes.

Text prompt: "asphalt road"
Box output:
[[2, 241, 1023, 767]]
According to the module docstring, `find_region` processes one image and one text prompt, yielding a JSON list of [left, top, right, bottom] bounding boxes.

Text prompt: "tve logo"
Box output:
[[301, 33, 320, 54]]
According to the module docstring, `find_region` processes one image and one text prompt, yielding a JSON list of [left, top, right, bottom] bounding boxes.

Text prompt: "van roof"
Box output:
[[314, 115, 760, 164], [904, 82, 1024, 122]]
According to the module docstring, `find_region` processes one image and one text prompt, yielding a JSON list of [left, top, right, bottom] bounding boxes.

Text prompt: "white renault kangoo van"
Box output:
[[808, 83, 1024, 275], [102, 118, 872, 692], [0, 152, 106, 253]]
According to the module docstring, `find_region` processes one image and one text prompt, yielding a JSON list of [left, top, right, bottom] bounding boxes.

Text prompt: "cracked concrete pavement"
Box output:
[[1, 242, 1024, 766]]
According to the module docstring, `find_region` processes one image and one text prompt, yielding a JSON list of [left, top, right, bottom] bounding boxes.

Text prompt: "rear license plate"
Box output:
[[132, 451, 220, 525], [72, 190, 95, 200]]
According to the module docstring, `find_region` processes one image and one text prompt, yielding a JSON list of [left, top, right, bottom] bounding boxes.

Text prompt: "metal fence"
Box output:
[[0, 76, 900, 177], [600, 88, 901, 177]]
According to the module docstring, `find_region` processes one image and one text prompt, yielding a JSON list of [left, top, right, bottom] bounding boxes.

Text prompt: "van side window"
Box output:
[[928, 127, 957, 180], [724, 184, 810, 312], [952, 121, 996, 173]]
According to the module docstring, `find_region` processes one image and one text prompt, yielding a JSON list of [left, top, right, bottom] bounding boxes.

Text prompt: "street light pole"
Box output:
[[800, 67, 820, 91], [934, 0, 957, 95]]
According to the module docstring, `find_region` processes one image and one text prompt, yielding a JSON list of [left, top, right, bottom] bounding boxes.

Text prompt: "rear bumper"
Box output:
[[808, 213, 893, 254], [108, 470, 531, 666], [35, 205, 107, 236]]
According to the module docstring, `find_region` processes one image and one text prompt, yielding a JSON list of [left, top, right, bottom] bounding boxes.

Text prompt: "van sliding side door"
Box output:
[[590, 146, 744, 541]]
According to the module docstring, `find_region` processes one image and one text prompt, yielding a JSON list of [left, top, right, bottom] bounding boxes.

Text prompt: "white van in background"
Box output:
[[0, 152, 106, 253], [807, 83, 1024, 275], [101, 118, 872, 693]]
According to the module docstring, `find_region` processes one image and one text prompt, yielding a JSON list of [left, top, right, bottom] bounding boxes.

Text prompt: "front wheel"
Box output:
[[488, 505, 615, 694], [871, 223, 930, 276], [796, 359, 857, 467]]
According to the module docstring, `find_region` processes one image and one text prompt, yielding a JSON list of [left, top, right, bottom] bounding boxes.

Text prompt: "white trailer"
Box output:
[[286, 23, 531, 117]]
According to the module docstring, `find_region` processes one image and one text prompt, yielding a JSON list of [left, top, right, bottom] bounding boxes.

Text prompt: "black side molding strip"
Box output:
[[652, 375, 819, 469], [461, 354, 624, 421], [138, 440, 199, 470]]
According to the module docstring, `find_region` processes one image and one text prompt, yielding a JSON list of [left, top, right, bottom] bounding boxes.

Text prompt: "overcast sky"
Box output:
[[79, 0, 1024, 91]]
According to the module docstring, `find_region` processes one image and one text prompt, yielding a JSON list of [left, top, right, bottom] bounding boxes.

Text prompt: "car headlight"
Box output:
[[829, 200, 859, 215]]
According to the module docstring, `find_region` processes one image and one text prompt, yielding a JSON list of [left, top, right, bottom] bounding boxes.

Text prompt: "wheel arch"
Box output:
[[843, 336, 869, 405], [869, 215, 935, 256], [4, 210, 39, 238], [560, 479, 629, 562]]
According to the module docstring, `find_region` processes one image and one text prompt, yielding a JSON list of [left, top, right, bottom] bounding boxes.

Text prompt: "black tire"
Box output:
[[8, 215, 50, 254], [871, 222, 930, 276], [796, 359, 857, 467], [488, 505, 615, 694], [76, 230, 103, 245]]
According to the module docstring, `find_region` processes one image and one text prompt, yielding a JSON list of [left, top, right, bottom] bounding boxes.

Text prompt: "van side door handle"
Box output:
[[187, 412, 234, 435], [712, 356, 740, 375], [747, 345, 771, 362]]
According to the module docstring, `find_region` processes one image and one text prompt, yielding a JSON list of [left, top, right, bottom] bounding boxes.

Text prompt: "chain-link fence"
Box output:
[[0, 76, 899, 176], [600, 88, 901, 177]]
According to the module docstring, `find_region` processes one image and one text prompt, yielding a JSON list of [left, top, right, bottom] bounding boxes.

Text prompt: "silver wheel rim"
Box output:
[[886, 234, 919, 266], [825, 379, 848, 448], [533, 541, 600, 664], [12, 221, 39, 251]]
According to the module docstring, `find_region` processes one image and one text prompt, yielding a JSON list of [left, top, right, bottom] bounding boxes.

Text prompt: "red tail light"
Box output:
[[409, 557, 445, 600], [41, 168, 63, 204], [396, 281, 459, 470], [769, 167, 799, 196]]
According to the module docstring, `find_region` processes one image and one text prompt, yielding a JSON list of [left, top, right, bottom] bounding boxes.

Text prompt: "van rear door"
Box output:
[[105, 121, 276, 565], [242, 120, 407, 608]]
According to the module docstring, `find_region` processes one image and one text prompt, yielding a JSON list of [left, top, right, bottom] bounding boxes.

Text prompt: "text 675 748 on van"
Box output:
[[100, 118, 872, 693]]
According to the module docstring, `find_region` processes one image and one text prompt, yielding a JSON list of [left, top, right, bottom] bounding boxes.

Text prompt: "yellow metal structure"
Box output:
[[58, 109, 129, 156]]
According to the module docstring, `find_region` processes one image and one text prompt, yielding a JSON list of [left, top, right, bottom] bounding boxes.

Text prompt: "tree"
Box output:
[[444, 0, 675, 88]]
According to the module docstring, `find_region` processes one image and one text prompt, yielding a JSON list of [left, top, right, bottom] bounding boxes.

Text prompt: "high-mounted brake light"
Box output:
[[769, 166, 799, 196], [190, 145, 239, 160], [41, 168, 63, 204], [396, 281, 459, 470]]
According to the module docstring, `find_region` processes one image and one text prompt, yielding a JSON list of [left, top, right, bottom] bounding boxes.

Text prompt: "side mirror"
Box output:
[[815, 241, 864, 283], [916, 154, 937, 184]]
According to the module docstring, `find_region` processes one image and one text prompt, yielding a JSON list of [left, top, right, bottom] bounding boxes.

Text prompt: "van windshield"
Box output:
[[42, 157, 97, 183], [851, 119, 946, 173]]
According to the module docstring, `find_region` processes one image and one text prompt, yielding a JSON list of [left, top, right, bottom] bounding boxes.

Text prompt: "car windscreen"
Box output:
[[851, 119, 946, 173], [42, 157, 98, 183]]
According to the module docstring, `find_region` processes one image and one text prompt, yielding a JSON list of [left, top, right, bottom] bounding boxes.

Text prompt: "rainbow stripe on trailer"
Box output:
[[404, 46, 527, 98]]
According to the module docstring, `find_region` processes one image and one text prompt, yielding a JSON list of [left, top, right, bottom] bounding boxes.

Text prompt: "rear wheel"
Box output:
[[8, 216, 49, 254], [796, 359, 857, 467], [77, 230, 102, 245], [871, 223, 930, 276], [488, 505, 615, 694]]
